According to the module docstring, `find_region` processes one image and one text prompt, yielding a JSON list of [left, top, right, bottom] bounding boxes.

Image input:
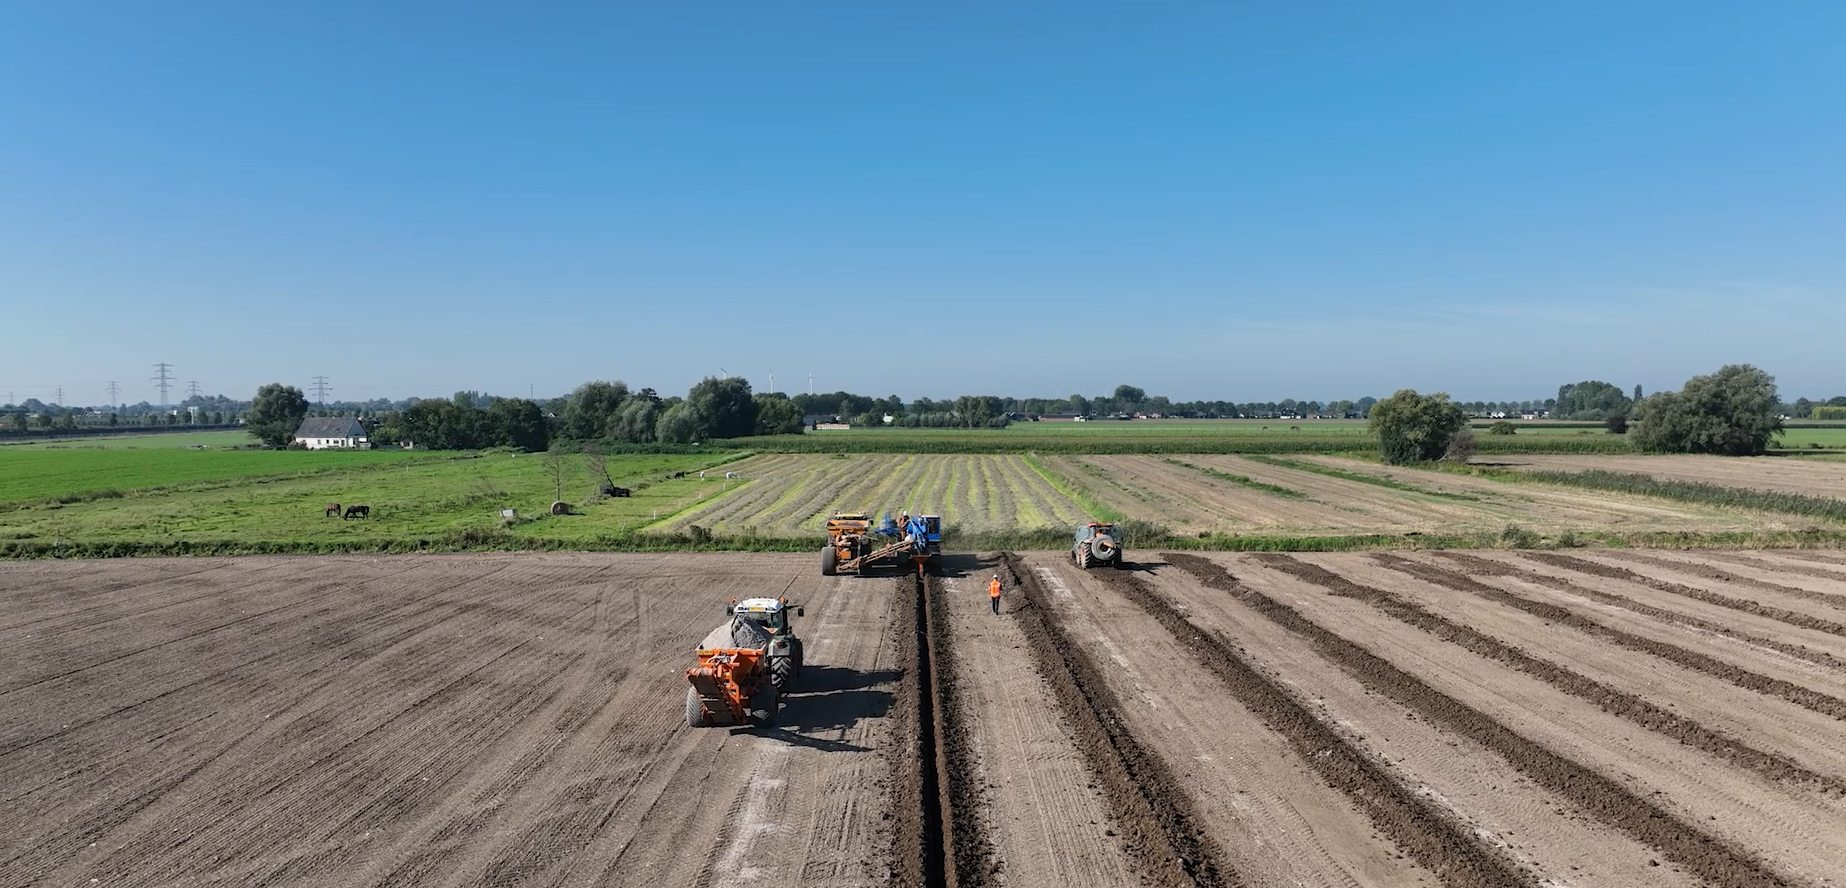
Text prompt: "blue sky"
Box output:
[[3, 3, 1841, 406]]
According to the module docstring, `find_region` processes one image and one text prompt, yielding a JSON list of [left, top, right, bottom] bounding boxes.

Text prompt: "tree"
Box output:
[[1113, 385, 1146, 408], [1631, 364, 1783, 456], [560, 381, 629, 440], [1606, 414, 1629, 434], [541, 443, 577, 502], [753, 393, 805, 435], [107, 413, 119, 427], [686, 376, 757, 439], [1554, 381, 1633, 420], [1369, 390, 1468, 465], [246, 384, 310, 447], [654, 401, 704, 443], [1355, 396, 1378, 417], [611, 395, 663, 443], [486, 397, 550, 451]]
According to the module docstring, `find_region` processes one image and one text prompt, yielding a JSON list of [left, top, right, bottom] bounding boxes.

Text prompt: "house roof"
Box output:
[[294, 417, 366, 439]]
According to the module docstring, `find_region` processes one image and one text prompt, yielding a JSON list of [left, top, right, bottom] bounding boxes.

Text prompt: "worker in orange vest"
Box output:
[[988, 574, 1002, 616]]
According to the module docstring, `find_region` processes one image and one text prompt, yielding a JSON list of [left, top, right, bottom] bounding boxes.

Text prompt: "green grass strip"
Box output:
[[1020, 453, 1125, 523], [1442, 464, 1846, 523], [1163, 458, 1308, 499], [1245, 455, 1481, 501]]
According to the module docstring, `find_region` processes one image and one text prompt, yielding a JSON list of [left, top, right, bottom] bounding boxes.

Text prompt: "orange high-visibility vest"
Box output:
[[988, 579, 1002, 599]]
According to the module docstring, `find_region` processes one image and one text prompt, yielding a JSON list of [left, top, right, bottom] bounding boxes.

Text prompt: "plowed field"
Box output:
[[5, 550, 1842, 886]]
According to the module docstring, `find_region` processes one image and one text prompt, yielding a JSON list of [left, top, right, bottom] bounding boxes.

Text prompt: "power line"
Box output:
[[151, 363, 175, 407], [311, 375, 331, 406]]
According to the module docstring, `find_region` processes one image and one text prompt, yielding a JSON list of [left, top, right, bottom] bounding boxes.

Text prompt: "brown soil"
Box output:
[[1110, 556, 1531, 887], [1432, 550, 1845, 673], [999, 554, 1236, 888], [1526, 551, 1846, 637], [1490, 453, 1846, 498], [1166, 553, 1791, 888]]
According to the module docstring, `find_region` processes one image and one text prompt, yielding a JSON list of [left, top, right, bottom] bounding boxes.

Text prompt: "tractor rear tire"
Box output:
[[772, 655, 795, 690], [1076, 546, 1091, 570], [821, 546, 838, 576], [685, 687, 705, 727], [748, 685, 778, 728]]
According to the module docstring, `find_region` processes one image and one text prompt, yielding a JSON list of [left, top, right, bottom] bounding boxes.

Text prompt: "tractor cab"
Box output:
[[1076, 522, 1116, 541], [726, 597, 804, 635]]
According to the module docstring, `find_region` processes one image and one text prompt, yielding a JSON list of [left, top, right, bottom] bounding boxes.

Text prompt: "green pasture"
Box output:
[[3, 430, 253, 450], [0, 447, 425, 506], [0, 450, 740, 545]]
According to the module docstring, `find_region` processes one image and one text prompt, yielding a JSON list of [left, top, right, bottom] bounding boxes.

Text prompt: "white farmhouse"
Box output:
[[292, 417, 370, 449]]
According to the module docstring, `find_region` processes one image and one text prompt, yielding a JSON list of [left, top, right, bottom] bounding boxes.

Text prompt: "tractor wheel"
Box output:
[[748, 685, 778, 728], [821, 546, 838, 576], [772, 655, 795, 690], [1076, 546, 1091, 570], [791, 637, 805, 669], [685, 687, 706, 728]]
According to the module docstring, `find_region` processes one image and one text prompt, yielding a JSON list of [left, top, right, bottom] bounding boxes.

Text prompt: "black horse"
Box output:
[[343, 504, 370, 520]]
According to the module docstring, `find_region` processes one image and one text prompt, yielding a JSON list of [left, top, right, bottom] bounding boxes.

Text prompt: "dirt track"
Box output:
[[6, 550, 1844, 886]]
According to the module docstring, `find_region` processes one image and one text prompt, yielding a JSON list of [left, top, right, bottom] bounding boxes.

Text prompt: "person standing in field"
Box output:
[[988, 574, 1002, 616]]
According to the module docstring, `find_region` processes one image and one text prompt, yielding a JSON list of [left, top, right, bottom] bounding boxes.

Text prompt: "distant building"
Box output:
[[292, 416, 370, 449], [1039, 413, 1087, 422]]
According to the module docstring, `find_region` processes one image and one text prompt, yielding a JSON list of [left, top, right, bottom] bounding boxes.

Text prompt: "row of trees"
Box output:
[[1372, 364, 1788, 464]]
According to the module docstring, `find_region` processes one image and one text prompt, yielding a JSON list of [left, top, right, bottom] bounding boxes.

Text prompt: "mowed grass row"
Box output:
[[656, 454, 1097, 537]]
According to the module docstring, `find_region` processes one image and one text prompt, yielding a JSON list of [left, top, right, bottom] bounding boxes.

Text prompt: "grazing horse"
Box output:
[[343, 504, 370, 520], [324, 502, 342, 518]]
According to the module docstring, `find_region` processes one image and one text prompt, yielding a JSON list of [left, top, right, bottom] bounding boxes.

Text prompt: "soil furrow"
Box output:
[[1524, 551, 1846, 637], [1379, 554, 1846, 729], [1707, 551, 1846, 585], [1280, 553, 1846, 789], [1431, 551, 1844, 672], [999, 554, 1239, 888], [922, 574, 997, 888], [1102, 558, 1534, 888], [1166, 553, 1792, 888], [1606, 550, 1846, 612]]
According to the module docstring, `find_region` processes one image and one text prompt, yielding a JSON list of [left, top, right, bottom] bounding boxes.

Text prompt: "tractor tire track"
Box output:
[[1166, 553, 1792, 888]]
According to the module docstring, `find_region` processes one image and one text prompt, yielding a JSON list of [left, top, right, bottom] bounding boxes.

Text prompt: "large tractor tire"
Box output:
[[771, 655, 795, 690], [1076, 545, 1091, 570], [821, 546, 838, 576], [685, 687, 706, 727], [747, 685, 778, 728], [791, 637, 805, 669]]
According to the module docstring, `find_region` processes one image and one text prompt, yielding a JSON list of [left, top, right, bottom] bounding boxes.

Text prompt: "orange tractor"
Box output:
[[685, 647, 779, 728]]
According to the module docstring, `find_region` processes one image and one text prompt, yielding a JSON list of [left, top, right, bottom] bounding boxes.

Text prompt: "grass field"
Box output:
[[3, 430, 253, 449]]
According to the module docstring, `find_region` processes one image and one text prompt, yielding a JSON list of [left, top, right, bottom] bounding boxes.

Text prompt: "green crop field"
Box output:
[[3, 430, 253, 450], [0, 447, 425, 506]]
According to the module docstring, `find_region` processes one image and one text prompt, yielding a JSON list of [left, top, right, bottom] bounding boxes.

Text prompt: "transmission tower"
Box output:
[[311, 375, 332, 407], [107, 381, 121, 406], [187, 380, 202, 400], [151, 363, 175, 407], [56, 386, 64, 406]]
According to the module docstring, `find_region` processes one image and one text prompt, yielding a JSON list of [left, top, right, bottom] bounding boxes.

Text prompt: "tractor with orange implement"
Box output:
[[684, 597, 805, 728], [821, 511, 942, 577]]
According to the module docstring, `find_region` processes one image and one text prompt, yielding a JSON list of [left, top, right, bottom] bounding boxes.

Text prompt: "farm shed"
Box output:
[[292, 417, 371, 450]]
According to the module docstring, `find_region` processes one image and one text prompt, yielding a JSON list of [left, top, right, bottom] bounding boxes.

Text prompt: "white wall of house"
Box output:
[[296, 436, 370, 450]]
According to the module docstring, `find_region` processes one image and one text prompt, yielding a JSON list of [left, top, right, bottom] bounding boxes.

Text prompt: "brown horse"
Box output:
[[324, 502, 341, 518], [343, 504, 370, 520]]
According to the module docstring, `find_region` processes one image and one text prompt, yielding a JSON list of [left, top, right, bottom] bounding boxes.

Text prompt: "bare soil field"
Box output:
[[1064, 454, 1773, 537], [1489, 453, 1846, 497], [6, 550, 1842, 887]]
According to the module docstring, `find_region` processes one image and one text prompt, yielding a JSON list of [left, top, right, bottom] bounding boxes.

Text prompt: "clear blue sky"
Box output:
[[3, 2, 1842, 406]]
